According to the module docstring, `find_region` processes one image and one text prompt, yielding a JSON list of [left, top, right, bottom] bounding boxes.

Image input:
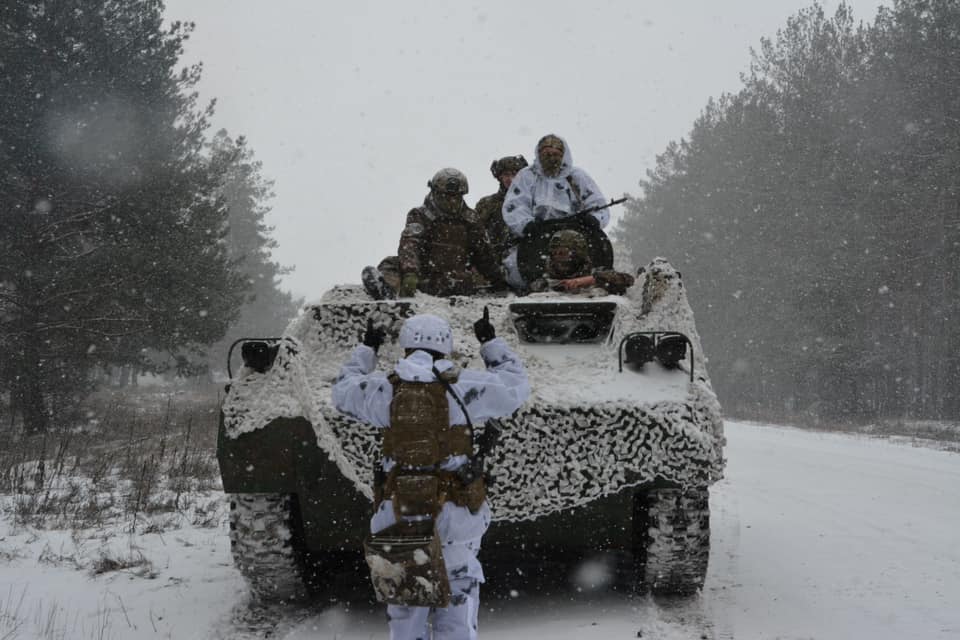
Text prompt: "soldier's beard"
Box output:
[[540, 157, 562, 176]]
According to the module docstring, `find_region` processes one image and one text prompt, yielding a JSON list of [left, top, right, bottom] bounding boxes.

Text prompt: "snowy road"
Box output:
[[286, 421, 960, 640], [3, 421, 959, 639], [705, 422, 960, 640]]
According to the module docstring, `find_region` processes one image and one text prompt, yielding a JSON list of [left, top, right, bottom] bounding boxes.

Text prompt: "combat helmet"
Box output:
[[547, 229, 591, 278], [399, 314, 454, 356], [489, 155, 528, 179], [428, 168, 469, 195]]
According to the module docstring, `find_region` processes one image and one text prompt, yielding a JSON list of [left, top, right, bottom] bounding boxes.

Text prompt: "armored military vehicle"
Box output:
[[218, 221, 724, 602]]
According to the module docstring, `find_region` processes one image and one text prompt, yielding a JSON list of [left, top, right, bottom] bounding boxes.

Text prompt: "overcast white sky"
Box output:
[[162, 0, 888, 299]]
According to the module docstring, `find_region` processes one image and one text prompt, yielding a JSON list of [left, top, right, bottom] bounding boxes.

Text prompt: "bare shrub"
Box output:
[[89, 550, 156, 578], [190, 498, 224, 529], [0, 388, 223, 534], [37, 542, 82, 570], [0, 585, 28, 639]]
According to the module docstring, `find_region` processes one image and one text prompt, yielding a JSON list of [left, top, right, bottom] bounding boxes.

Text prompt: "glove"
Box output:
[[576, 211, 601, 230], [486, 274, 509, 292], [521, 218, 544, 238], [473, 306, 496, 343], [528, 278, 550, 293], [398, 273, 418, 297], [360, 317, 386, 353]]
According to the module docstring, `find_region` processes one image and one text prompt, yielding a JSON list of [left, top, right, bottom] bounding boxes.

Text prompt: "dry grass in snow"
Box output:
[[0, 388, 239, 640]]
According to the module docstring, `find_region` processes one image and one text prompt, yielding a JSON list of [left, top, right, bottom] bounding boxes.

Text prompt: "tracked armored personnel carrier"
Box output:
[[218, 223, 724, 602]]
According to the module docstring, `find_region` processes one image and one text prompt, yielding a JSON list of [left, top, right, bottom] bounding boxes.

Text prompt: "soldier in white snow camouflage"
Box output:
[[501, 134, 610, 289], [332, 312, 529, 640]]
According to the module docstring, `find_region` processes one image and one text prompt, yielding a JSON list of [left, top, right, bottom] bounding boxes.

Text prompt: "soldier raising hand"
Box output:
[[332, 312, 529, 639]]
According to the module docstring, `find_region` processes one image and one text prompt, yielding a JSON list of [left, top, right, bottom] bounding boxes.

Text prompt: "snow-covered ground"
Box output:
[[2, 421, 958, 639]]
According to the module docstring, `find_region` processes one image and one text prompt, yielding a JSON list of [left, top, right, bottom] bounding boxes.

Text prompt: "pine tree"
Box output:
[[0, 1, 245, 431], [207, 130, 301, 369], [617, 1, 960, 422]]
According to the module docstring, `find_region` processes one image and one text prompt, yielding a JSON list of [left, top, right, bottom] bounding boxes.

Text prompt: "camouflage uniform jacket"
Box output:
[[474, 187, 513, 261], [398, 195, 505, 296], [591, 269, 636, 295]]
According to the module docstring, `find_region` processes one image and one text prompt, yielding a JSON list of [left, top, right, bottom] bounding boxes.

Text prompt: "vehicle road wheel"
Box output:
[[229, 493, 309, 602], [633, 486, 710, 596]]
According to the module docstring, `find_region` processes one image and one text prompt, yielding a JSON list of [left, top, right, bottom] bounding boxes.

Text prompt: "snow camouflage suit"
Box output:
[[332, 338, 530, 640], [396, 194, 506, 296], [501, 135, 609, 287]]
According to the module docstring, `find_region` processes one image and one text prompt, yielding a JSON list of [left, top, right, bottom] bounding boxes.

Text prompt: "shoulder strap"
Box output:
[[431, 366, 472, 429], [566, 174, 583, 210], [432, 366, 474, 454]]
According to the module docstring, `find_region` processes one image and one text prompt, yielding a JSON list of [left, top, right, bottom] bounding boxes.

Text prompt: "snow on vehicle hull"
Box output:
[[218, 258, 724, 597]]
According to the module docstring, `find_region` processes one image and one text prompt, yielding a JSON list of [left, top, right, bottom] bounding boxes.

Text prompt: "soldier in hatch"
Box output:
[[332, 311, 530, 640], [362, 168, 507, 299], [474, 154, 528, 268], [528, 229, 635, 295]]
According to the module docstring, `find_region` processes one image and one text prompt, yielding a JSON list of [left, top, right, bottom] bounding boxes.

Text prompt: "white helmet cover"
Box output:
[[399, 314, 454, 355]]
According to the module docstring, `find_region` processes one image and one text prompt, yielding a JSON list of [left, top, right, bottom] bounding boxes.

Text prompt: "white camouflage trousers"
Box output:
[[372, 500, 489, 640], [386, 577, 480, 640], [502, 247, 524, 289]]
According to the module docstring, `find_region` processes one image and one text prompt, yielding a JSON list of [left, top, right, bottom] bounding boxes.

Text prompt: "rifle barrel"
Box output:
[[582, 196, 627, 215]]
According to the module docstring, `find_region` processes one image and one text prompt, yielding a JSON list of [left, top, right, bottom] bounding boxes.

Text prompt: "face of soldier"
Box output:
[[433, 191, 462, 214], [538, 146, 564, 176], [548, 246, 583, 279], [498, 170, 517, 191]]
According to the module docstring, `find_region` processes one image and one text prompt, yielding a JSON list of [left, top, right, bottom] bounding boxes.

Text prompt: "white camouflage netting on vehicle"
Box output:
[[222, 258, 725, 523]]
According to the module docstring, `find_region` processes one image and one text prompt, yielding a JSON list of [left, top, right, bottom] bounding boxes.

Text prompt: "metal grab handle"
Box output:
[[617, 331, 695, 382], [227, 337, 282, 380]]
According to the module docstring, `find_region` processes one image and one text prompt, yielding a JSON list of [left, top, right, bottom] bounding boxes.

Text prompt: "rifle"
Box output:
[[432, 366, 503, 487], [455, 420, 502, 487], [579, 196, 627, 217], [522, 196, 628, 238]]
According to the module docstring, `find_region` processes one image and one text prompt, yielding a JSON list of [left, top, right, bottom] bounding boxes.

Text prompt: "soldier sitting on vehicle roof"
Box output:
[[362, 168, 507, 300], [528, 229, 635, 295], [474, 154, 528, 267]]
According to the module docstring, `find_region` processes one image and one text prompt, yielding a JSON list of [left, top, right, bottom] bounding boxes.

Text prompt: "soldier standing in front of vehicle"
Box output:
[[332, 311, 529, 640], [474, 154, 528, 272], [362, 168, 507, 300], [501, 134, 610, 289]]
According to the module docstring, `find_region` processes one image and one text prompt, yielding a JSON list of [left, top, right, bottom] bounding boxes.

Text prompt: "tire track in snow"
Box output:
[[699, 478, 739, 640]]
